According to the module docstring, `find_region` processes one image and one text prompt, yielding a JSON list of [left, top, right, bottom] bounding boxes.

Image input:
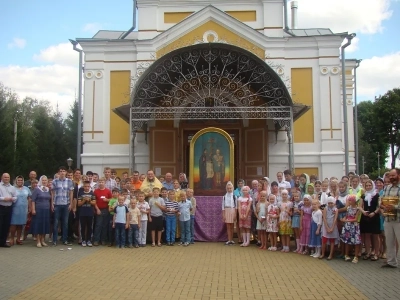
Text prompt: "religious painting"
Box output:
[[190, 127, 234, 196]]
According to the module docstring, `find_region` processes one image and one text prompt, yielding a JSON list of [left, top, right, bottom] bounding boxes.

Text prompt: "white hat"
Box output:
[[327, 196, 335, 204], [281, 181, 291, 189]]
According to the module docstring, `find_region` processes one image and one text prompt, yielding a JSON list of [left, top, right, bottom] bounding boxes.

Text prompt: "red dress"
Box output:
[[238, 197, 252, 229]]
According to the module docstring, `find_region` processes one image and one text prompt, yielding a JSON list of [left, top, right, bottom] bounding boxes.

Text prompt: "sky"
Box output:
[[1, 0, 400, 116]]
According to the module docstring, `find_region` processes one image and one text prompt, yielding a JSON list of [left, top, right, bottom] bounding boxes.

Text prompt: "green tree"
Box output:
[[355, 101, 388, 174], [374, 89, 400, 169], [64, 100, 79, 169]]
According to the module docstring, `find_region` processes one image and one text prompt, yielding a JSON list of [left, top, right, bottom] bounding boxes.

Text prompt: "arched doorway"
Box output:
[[114, 43, 309, 182]]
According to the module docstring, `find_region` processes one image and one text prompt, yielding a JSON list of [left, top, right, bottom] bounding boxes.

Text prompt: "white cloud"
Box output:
[[291, 0, 392, 34], [82, 22, 102, 34], [7, 37, 26, 49], [33, 42, 79, 66], [357, 52, 400, 100], [0, 43, 79, 115]]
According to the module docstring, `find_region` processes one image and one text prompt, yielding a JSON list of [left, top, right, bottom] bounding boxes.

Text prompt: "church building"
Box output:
[[76, 0, 357, 182]]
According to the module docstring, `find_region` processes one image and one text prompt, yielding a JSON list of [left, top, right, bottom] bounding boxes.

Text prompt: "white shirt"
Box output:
[[312, 209, 323, 225], [222, 193, 236, 210], [137, 201, 150, 221], [320, 192, 329, 205]]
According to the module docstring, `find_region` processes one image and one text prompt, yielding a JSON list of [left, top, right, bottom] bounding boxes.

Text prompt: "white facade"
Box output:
[[77, 0, 355, 179]]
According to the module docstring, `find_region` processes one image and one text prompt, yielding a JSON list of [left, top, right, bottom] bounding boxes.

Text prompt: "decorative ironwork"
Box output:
[[131, 43, 292, 109], [130, 106, 292, 130]]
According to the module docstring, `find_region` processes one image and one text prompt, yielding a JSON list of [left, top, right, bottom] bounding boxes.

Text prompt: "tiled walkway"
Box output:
[[1, 240, 398, 300]]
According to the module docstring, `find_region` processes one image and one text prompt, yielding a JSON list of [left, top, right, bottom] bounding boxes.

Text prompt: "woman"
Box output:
[[31, 176, 51, 248], [8, 176, 32, 245], [375, 177, 386, 258], [359, 179, 380, 261], [178, 173, 189, 190], [298, 173, 310, 198]]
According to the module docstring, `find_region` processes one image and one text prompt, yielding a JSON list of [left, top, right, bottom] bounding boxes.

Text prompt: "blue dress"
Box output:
[[11, 186, 31, 225], [30, 187, 51, 235]]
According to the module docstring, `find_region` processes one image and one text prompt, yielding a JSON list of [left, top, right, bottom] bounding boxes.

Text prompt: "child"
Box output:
[[340, 195, 361, 263], [165, 190, 179, 246], [137, 191, 150, 247], [299, 194, 312, 254], [314, 181, 322, 195], [107, 188, 119, 247], [238, 186, 252, 247], [291, 190, 302, 253], [149, 187, 166, 247], [309, 199, 322, 258], [222, 182, 237, 245], [278, 189, 293, 252], [266, 194, 279, 251], [319, 181, 330, 206], [255, 191, 268, 250], [128, 199, 141, 248], [186, 188, 196, 244], [160, 187, 168, 245], [320, 196, 339, 260], [77, 180, 96, 247], [112, 196, 129, 248], [178, 191, 192, 246]]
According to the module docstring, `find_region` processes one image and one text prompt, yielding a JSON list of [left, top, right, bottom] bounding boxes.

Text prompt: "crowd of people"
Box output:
[[0, 167, 399, 269]]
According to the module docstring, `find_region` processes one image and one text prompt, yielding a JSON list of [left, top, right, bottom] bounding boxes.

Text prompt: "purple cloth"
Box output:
[[194, 196, 227, 242]]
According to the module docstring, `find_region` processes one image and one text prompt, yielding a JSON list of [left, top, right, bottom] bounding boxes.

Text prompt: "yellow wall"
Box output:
[[110, 71, 130, 144], [164, 12, 194, 23], [156, 20, 264, 59], [292, 68, 314, 143], [226, 11, 257, 22], [294, 168, 319, 177]]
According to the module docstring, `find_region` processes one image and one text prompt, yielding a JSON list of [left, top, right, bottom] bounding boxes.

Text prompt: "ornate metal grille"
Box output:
[[131, 43, 292, 109]]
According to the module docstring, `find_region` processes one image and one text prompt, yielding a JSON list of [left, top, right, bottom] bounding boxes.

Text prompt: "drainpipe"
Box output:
[[291, 1, 298, 29], [283, 0, 296, 36], [120, 0, 137, 39], [354, 59, 362, 173], [341, 33, 356, 175]]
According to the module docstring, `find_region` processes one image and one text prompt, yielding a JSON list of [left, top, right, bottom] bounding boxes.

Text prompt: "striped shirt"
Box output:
[[52, 178, 74, 205], [105, 178, 117, 191], [165, 199, 178, 216]]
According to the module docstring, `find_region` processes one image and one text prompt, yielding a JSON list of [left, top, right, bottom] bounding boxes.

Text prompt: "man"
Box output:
[[140, 170, 163, 198], [24, 171, 37, 188], [51, 167, 75, 246], [381, 168, 400, 268], [283, 169, 295, 195], [276, 172, 284, 184], [131, 171, 142, 190], [162, 173, 174, 190], [0, 173, 17, 247], [104, 167, 117, 191], [93, 177, 112, 246]]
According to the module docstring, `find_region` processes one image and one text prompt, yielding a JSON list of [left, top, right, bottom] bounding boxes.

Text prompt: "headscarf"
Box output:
[[339, 180, 349, 197], [303, 194, 312, 201], [327, 196, 335, 204], [263, 177, 271, 195], [364, 179, 377, 206], [38, 175, 49, 192], [307, 183, 315, 195], [299, 173, 310, 196]]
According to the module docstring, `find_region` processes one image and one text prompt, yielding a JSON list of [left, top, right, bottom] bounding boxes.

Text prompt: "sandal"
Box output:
[[16, 240, 23, 245], [302, 250, 309, 255], [352, 257, 358, 264], [157, 243, 162, 247], [151, 243, 155, 247], [345, 255, 351, 261], [327, 256, 333, 260], [363, 254, 370, 260], [370, 255, 379, 261], [381, 253, 387, 259]]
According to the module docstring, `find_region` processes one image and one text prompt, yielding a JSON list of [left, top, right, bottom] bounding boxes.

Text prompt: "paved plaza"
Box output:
[[1, 240, 398, 300]]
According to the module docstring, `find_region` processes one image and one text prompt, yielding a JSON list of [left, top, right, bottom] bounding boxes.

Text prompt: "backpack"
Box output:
[[223, 195, 237, 207]]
